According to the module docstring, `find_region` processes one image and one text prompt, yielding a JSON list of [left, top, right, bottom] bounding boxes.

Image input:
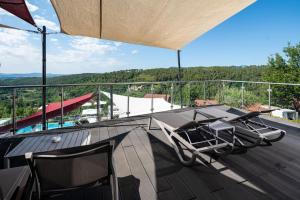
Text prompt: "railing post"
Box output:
[[126, 85, 130, 117], [241, 82, 245, 108], [170, 83, 174, 109], [42, 26, 47, 131], [97, 86, 101, 122], [110, 85, 113, 119], [187, 83, 191, 107], [267, 84, 272, 109], [223, 81, 226, 102], [60, 87, 64, 127], [203, 81, 206, 100], [11, 89, 17, 135], [151, 84, 154, 113]]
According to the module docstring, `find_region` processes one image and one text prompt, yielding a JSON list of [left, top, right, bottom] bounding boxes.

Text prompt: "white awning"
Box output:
[[50, 0, 255, 50]]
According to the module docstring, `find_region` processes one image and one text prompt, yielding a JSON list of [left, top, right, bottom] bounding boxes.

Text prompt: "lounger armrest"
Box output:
[[197, 117, 226, 124], [230, 111, 260, 122], [193, 109, 216, 120], [175, 117, 225, 131]]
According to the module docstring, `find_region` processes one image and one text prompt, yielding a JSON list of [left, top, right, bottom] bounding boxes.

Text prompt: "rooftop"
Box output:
[[1, 106, 300, 200]]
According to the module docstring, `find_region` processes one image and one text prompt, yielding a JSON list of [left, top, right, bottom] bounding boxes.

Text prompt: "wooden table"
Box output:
[[0, 166, 30, 200]]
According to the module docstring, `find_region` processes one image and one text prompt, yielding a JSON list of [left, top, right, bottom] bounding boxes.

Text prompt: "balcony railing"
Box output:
[[0, 80, 299, 135]]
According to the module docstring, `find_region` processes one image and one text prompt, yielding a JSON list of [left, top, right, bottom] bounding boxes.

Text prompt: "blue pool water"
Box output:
[[17, 121, 75, 134]]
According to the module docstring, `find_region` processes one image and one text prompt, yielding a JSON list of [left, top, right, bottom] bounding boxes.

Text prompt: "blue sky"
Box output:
[[0, 0, 299, 74]]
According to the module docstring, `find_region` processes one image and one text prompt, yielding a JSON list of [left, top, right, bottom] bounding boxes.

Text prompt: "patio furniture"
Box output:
[[148, 112, 236, 166], [25, 140, 118, 200], [194, 107, 286, 147]]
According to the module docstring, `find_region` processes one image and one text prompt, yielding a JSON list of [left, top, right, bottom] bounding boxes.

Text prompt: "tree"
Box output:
[[262, 43, 300, 109]]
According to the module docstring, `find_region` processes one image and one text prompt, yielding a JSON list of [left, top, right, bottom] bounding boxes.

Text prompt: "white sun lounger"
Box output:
[[194, 107, 286, 147], [148, 112, 236, 166]]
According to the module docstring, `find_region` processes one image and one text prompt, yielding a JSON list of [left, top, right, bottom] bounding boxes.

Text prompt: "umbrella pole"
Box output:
[[177, 50, 183, 108], [42, 26, 47, 130]]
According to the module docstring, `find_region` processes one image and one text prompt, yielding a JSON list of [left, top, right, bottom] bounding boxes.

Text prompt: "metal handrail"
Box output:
[[1, 79, 300, 89], [1, 79, 299, 136]]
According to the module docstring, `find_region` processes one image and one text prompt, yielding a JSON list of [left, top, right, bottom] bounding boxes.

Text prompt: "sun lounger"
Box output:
[[148, 112, 236, 166], [25, 141, 118, 200], [194, 107, 286, 147]]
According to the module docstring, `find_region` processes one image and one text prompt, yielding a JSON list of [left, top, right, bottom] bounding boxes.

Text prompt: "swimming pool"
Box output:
[[17, 121, 75, 134]]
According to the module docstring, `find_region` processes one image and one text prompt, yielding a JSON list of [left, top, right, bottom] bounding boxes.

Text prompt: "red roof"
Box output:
[[0, 0, 36, 26], [0, 93, 95, 133], [194, 99, 218, 107]]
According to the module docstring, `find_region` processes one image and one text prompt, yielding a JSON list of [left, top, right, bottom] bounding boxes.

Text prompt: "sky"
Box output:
[[0, 0, 300, 74]]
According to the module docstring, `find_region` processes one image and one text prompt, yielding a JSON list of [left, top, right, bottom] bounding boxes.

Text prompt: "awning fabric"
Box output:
[[51, 0, 256, 50], [0, 0, 36, 26]]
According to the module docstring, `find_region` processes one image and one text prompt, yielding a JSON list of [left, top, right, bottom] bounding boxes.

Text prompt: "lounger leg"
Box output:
[[264, 131, 286, 143], [148, 117, 152, 130], [173, 138, 196, 166], [193, 110, 197, 120]]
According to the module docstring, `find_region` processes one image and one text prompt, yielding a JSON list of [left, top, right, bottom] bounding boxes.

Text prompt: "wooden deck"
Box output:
[[4, 108, 300, 200]]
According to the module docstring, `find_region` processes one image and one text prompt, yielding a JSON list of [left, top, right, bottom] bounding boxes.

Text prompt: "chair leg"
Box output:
[[173, 139, 196, 167]]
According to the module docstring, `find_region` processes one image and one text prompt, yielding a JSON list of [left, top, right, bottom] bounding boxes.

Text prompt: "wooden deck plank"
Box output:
[[123, 146, 157, 200], [129, 127, 172, 193], [107, 125, 141, 200]]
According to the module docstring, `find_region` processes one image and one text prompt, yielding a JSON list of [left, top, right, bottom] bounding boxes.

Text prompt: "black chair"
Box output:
[[25, 140, 118, 200]]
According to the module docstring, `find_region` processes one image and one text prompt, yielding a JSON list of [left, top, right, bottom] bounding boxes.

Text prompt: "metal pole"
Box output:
[[110, 85, 113, 119], [126, 85, 130, 117], [241, 82, 245, 108], [151, 84, 154, 113], [188, 83, 191, 106], [12, 89, 17, 135], [60, 87, 64, 127], [203, 81, 206, 100], [171, 83, 174, 109], [268, 84, 272, 109], [42, 26, 47, 130], [97, 86, 101, 122], [177, 50, 183, 108]]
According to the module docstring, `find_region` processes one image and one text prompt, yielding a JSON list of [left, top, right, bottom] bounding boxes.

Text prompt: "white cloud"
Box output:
[[25, 1, 39, 12], [113, 42, 123, 47], [34, 15, 59, 31], [0, 8, 12, 16], [46, 37, 122, 73], [0, 30, 123, 74], [50, 38, 58, 42], [131, 49, 139, 54], [0, 29, 40, 73]]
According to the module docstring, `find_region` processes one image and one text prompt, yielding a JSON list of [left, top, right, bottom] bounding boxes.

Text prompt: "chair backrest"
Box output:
[[26, 141, 114, 193]]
